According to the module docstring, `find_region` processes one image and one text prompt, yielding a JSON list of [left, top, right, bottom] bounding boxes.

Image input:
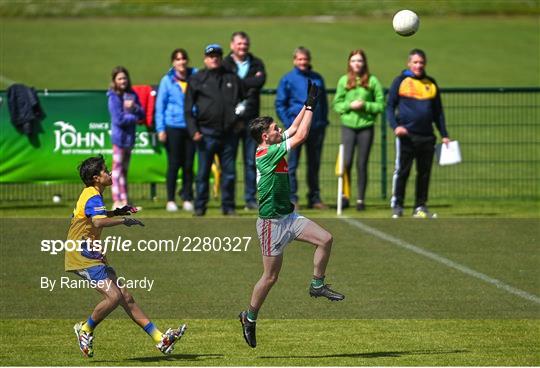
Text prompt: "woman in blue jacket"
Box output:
[[107, 66, 145, 209], [155, 49, 197, 212]]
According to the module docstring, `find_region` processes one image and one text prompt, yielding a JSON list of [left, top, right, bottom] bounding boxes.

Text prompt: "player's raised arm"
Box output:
[[284, 106, 306, 138], [93, 203, 143, 228], [284, 80, 315, 138], [288, 81, 319, 149], [106, 205, 138, 217]]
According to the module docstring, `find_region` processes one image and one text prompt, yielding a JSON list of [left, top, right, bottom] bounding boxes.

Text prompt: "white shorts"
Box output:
[[256, 212, 309, 256]]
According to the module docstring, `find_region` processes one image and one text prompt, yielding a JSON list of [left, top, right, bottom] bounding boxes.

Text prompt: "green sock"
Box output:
[[247, 307, 258, 322], [311, 275, 325, 288]]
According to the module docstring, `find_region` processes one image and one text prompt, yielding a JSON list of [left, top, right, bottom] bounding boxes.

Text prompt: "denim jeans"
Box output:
[[240, 126, 258, 204], [288, 127, 326, 204], [195, 131, 239, 212]]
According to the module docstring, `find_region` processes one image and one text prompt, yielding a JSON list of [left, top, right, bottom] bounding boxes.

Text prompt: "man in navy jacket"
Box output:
[[386, 49, 450, 218], [275, 47, 329, 209]]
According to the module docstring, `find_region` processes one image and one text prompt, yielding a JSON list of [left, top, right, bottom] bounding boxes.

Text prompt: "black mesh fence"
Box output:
[[1, 87, 538, 203]]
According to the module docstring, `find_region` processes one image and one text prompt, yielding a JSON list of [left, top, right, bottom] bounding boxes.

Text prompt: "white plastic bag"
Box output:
[[436, 141, 462, 166]]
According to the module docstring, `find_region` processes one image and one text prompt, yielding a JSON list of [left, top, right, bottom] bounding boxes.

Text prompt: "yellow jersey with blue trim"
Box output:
[[65, 186, 108, 271]]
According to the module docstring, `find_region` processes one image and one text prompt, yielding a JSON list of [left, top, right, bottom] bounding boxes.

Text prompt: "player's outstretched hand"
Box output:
[[123, 217, 144, 227], [304, 79, 319, 111], [114, 205, 138, 216]]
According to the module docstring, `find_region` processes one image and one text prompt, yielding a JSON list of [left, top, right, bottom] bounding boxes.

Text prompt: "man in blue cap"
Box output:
[[184, 44, 245, 216]]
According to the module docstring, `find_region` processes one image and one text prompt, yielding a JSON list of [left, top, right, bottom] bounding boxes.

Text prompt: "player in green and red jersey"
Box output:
[[239, 81, 344, 348]]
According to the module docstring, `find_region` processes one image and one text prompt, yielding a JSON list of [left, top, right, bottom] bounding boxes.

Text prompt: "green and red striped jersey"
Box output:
[[256, 133, 294, 219]]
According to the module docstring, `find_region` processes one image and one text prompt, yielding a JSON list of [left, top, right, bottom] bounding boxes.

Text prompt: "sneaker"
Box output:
[[156, 324, 187, 355], [413, 206, 437, 218], [356, 201, 365, 211], [392, 206, 404, 218], [223, 209, 237, 216], [244, 201, 259, 210], [239, 311, 256, 348], [166, 202, 178, 212], [73, 321, 94, 358], [309, 284, 345, 301], [341, 197, 350, 209], [182, 201, 194, 212]]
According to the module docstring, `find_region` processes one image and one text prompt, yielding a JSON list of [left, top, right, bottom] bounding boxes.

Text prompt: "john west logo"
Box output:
[[53, 121, 157, 154]]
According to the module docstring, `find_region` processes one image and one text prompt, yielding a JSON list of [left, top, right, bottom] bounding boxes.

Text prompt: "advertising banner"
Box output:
[[0, 91, 167, 183]]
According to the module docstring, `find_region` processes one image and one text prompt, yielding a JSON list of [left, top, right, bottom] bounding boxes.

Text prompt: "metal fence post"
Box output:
[[380, 110, 387, 200], [150, 183, 156, 200]]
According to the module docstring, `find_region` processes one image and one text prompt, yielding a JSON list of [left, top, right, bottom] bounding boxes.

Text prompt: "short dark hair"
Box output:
[[408, 48, 427, 63], [170, 48, 189, 62], [231, 31, 250, 42], [79, 155, 106, 186], [250, 116, 274, 144]]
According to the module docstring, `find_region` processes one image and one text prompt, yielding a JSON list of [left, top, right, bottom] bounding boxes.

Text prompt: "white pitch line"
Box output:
[[342, 217, 540, 305], [0, 74, 17, 87]]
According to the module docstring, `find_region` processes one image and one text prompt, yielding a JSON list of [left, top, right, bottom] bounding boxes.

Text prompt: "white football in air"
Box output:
[[392, 10, 420, 36]]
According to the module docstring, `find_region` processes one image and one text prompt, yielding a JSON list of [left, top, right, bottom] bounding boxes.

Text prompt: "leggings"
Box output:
[[111, 145, 132, 203], [165, 127, 195, 202], [341, 125, 374, 201]]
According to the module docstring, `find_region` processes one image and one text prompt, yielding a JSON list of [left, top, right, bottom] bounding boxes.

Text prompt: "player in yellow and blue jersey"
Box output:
[[66, 155, 186, 358]]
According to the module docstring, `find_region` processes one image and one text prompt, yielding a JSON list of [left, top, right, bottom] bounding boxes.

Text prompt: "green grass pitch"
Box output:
[[1, 16, 538, 89], [1, 217, 538, 365], [1, 15, 538, 204], [1, 9, 539, 366]]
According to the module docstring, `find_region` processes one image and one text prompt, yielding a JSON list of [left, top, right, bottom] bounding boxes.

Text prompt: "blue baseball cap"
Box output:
[[204, 44, 223, 56]]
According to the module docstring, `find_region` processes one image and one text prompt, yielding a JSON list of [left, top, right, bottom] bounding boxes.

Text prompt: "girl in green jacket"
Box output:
[[332, 49, 384, 211]]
